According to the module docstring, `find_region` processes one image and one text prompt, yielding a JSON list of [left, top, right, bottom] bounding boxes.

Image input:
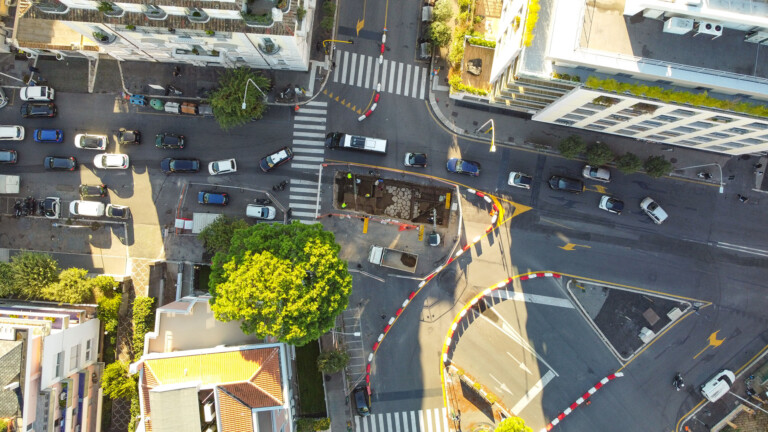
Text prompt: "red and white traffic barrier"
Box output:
[[360, 29, 387, 122], [542, 372, 624, 431]]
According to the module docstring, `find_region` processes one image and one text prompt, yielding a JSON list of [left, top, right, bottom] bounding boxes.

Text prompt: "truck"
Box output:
[[368, 245, 418, 273], [0, 175, 20, 194], [326, 132, 387, 154]]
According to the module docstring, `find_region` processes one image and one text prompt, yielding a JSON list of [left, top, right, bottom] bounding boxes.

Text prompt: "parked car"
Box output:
[[352, 385, 371, 417], [94, 153, 129, 169], [246, 204, 276, 220], [160, 158, 199, 174], [446, 158, 481, 176], [34, 128, 63, 143], [598, 195, 624, 215], [69, 200, 105, 217], [404, 152, 427, 168], [155, 133, 185, 149], [198, 191, 229, 206], [259, 147, 293, 172], [507, 171, 533, 189], [21, 102, 56, 118], [117, 128, 141, 145], [640, 197, 668, 224], [548, 175, 584, 193], [105, 204, 130, 219], [582, 165, 611, 182], [208, 158, 237, 175], [700, 370, 735, 402], [20, 86, 54, 101], [40, 197, 61, 219], [74, 133, 107, 150], [44, 156, 77, 171], [79, 184, 107, 198], [0, 125, 24, 141], [0, 150, 17, 164]]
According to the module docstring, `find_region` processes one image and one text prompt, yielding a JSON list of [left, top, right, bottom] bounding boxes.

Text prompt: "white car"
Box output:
[[246, 204, 276, 220], [20, 86, 54, 101], [69, 200, 105, 217], [208, 158, 237, 175], [75, 134, 107, 150], [507, 172, 533, 189], [0, 125, 25, 141], [700, 369, 735, 402], [94, 153, 129, 169], [582, 165, 611, 182], [640, 197, 668, 224]]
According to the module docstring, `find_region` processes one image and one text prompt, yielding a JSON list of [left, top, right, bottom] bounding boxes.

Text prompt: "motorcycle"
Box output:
[[673, 373, 685, 391], [255, 198, 272, 205], [697, 171, 712, 180], [25, 196, 36, 216], [272, 180, 288, 192]]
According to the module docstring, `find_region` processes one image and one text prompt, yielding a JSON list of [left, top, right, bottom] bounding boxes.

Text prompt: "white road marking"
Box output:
[[381, 60, 388, 92], [293, 124, 325, 130], [294, 108, 327, 115], [404, 64, 412, 97], [479, 312, 559, 376], [290, 179, 318, 185], [412, 66, 420, 97], [349, 53, 358, 86], [292, 139, 325, 146], [288, 164, 321, 171], [372, 58, 380, 90], [341, 51, 349, 84], [511, 369, 557, 415], [410, 411, 417, 431], [420, 67, 428, 99], [357, 55, 365, 87], [396, 62, 404, 95], [290, 187, 318, 193], [488, 290, 575, 308], [290, 147, 325, 154], [388, 61, 396, 93], [292, 155, 324, 162], [294, 115, 326, 123], [293, 131, 325, 138], [365, 56, 373, 88], [333, 50, 341, 82]]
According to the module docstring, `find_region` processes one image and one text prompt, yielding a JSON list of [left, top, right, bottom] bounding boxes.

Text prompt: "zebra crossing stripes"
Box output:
[[332, 50, 429, 100], [289, 100, 326, 223], [354, 408, 450, 432]]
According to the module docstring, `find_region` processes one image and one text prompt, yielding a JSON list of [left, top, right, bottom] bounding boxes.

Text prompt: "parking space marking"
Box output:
[[511, 369, 557, 415]]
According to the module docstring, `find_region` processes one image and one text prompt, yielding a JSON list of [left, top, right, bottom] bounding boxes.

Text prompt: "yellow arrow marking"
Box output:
[[507, 201, 532, 220], [591, 185, 608, 194], [559, 243, 591, 251], [356, 19, 365, 36], [694, 330, 725, 359], [335, 96, 339, 102]]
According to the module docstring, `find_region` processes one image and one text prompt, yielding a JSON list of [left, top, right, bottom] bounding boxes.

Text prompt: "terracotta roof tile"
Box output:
[[250, 347, 283, 404], [218, 388, 254, 432], [140, 369, 154, 432], [145, 347, 281, 386]]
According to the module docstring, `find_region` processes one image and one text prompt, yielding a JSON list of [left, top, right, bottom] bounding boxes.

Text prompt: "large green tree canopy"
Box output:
[[209, 222, 352, 346], [208, 67, 271, 130]]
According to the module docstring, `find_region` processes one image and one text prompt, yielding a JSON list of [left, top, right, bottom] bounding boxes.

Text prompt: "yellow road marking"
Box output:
[[560, 243, 591, 251], [445, 193, 451, 209], [418, 225, 424, 241], [693, 331, 725, 360], [590, 184, 608, 194], [357, 19, 365, 35], [363, 217, 369, 233]]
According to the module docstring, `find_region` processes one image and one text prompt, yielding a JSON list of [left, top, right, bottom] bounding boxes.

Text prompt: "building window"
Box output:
[[671, 109, 696, 117], [727, 128, 749, 135], [741, 138, 763, 145], [85, 339, 93, 362], [690, 121, 713, 129], [70, 345, 80, 371], [640, 120, 662, 128], [617, 129, 637, 135], [654, 115, 679, 123], [746, 122, 768, 130], [585, 124, 606, 131], [707, 132, 731, 139], [55, 352, 63, 378]]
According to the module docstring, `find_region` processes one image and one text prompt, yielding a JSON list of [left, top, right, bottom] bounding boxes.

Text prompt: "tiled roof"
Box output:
[[218, 388, 254, 431], [23, 0, 299, 37], [140, 369, 154, 432]]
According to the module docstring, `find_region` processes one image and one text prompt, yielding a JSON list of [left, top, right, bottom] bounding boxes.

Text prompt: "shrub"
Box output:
[[616, 152, 642, 174], [131, 297, 156, 360], [313, 418, 331, 430], [125, 24, 135, 30], [317, 349, 349, 373], [458, 0, 472, 12], [42, 267, 92, 304], [448, 74, 488, 96], [322, 0, 335, 15], [297, 6, 306, 22], [448, 37, 465, 65], [10, 252, 59, 299], [102, 361, 136, 399], [429, 21, 452, 47], [97, 1, 113, 12], [432, 0, 452, 22], [467, 37, 496, 48], [644, 156, 672, 178], [523, 0, 540, 46], [90, 275, 120, 300], [321, 15, 334, 31], [585, 142, 614, 166], [98, 295, 121, 336], [558, 135, 586, 159]]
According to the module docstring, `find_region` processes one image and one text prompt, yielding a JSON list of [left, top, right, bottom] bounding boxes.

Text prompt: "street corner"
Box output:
[[565, 277, 693, 362]]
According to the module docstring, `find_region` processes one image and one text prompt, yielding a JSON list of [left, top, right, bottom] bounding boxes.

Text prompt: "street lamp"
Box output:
[[241, 78, 268, 110], [330, 330, 361, 337], [680, 162, 724, 193], [475, 119, 496, 152]]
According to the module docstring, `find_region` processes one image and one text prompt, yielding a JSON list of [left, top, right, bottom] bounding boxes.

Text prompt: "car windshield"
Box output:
[[109, 207, 126, 217], [409, 154, 425, 164], [0, 152, 13, 162], [81, 137, 102, 148], [43, 201, 56, 215], [608, 199, 624, 211], [267, 150, 288, 166], [516, 174, 532, 186]]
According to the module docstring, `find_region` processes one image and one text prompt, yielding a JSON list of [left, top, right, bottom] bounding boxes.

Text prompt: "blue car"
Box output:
[[34, 129, 64, 143], [446, 158, 481, 176], [197, 191, 229, 206]]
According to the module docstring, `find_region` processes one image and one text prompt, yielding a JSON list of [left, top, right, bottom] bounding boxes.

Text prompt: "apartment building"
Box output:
[[455, 0, 768, 155], [0, 304, 102, 432], [131, 296, 295, 432], [11, 0, 316, 71]]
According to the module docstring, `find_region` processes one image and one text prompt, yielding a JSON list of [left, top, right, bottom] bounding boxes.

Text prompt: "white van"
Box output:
[[0, 126, 24, 141], [69, 200, 105, 217], [246, 204, 276, 220], [700, 369, 735, 402], [20, 86, 55, 102], [640, 197, 668, 224]]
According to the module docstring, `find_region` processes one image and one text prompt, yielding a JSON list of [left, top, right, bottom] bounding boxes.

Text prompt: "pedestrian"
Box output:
[[341, 202, 347, 209], [738, 194, 749, 203], [754, 163, 763, 169], [347, 173, 352, 179], [28, 65, 40, 74]]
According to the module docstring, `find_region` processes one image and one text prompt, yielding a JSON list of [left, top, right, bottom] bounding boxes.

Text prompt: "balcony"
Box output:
[[91, 31, 117, 45], [34, 0, 68, 14], [174, 47, 222, 62], [144, 5, 167, 21], [187, 8, 210, 24], [241, 11, 274, 27], [98, 1, 124, 17]]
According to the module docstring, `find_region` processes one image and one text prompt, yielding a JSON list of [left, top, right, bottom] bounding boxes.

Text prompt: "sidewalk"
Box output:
[[426, 59, 766, 197]]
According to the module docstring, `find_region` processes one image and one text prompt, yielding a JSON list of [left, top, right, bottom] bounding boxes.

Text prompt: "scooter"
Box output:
[[255, 198, 272, 205], [272, 180, 288, 192], [25, 197, 36, 216], [673, 373, 685, 391], [697, 171, 712, 180], [13, 200, 23, 218]]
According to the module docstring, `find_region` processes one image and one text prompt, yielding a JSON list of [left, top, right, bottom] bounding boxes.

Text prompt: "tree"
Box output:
[[10, 252, 59, 299], [198, 215, 249, 257], [209, 223, 352, 346], [132, 297, 156, 359], [495, 417, 533, 432], [317, 348, 350, 373], [644, 155, 673, 178], [102, 361, 136, 400], [585, 142, 614, 166], [0, 262, 16, 298], [98, 295, 121, 335], [432, 0, 452, 22], [429, 21, 452, 47], [42, 267, 92, 304], [89, 275, 120, 301], [558, 135, 586, 159], [208, 67, 270, 130], [617, 152, 642, 174]]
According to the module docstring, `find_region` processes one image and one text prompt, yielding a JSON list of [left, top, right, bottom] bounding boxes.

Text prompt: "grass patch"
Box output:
[[295, 341, 327, 416]]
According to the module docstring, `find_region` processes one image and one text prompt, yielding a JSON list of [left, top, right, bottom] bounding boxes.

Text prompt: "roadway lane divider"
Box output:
[[359, 29, 387, 122], [543, 372, 624, 431]]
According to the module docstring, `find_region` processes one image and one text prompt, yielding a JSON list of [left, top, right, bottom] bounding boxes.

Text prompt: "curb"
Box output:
[[544, 372, 624, 431]]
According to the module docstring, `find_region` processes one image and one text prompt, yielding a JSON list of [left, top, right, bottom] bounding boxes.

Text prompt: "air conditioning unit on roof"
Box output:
[[695, 21, 723, 37], [746, 30, 768, 44], [663, 17, 694, 35]]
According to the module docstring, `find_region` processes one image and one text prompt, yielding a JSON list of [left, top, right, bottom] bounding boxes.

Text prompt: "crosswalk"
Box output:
[[333, 50, 429, 100], [289, 100, 327, 223], [355, 408, 451, 432]]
